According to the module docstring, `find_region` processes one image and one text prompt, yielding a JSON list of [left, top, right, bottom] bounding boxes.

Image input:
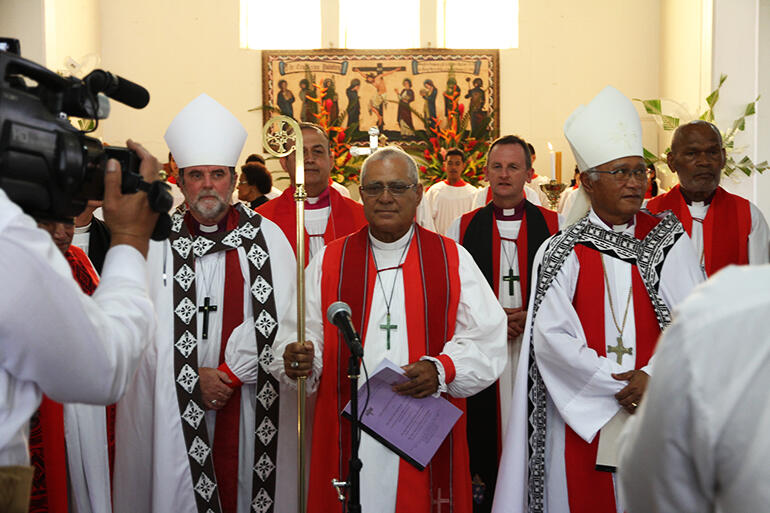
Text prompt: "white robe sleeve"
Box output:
[[446, 216, 462, 243], [270, 246, 325, 394], [749, 202, 770, 265], [0, 206, 153, 406], [533, 228, 703, 443], [424, 244, 507, 398]]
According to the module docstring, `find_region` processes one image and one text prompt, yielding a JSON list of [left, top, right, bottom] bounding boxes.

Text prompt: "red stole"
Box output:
[[646, 185, 751, 276], [310, 225, 471, 513], [29, 247, 101, 513], [565, 213, 661, 513], [257, 186, 368, 263]]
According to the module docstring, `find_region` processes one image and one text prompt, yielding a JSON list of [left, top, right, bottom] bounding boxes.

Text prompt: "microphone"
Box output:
[[84, 69, 150, 109], [326, 301, 363, 358]]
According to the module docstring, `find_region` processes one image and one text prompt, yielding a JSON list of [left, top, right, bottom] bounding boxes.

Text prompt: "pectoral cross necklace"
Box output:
[[371, 230, 413, 350], [196, 257, 220, 340], [601, 255, 634, 365], [500, 236, 520, 297]]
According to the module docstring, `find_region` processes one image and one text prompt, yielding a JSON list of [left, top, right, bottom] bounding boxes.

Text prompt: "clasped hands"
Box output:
[[199, 367, 234, 410], [283, 342, 439, 398]]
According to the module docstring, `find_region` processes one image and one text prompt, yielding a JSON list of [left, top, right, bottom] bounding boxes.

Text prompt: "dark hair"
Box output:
[[299, 122, 330, 148], [348, 78, 361, 90], [487, 135, 532, 170], [423, 79, 435, 88], [403, 78, 412, 87], [473, 78, 483, 88], [241, 162, 273, 194], [648, 163, 658, 197], [245, 153, 266, 165], [278, 79, 287, 88], [526, 143, 536, 157], [446, 148, 465, 161]]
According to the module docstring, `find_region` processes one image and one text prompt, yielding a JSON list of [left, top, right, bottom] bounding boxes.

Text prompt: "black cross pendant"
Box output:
[[198, 296, 218, 340], [502, 268, 520, 296]]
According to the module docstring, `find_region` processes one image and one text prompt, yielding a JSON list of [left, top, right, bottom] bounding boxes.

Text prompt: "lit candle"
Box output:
[[547, 142, 555, 180]]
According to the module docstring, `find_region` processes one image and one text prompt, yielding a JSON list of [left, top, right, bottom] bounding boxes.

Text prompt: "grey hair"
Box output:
[[360, 146, 419, 183], [670, 120, 723, 151], [583, 168, 602, 181]]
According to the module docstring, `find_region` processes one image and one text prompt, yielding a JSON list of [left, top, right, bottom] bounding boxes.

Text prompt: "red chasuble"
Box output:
[[309, 225, 472, 513], [29, 246, 100, 513], [565, 212, 662, 513], [646, 185, 751, 276], [257, 185, 367, 263]]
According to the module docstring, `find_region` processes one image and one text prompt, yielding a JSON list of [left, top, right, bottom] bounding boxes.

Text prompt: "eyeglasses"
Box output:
[[359, 181, 418, 197], [590, 167, 647, 182]]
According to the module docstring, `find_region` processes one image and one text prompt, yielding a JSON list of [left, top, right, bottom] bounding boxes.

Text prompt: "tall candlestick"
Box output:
[[555, 151, 562, 183]]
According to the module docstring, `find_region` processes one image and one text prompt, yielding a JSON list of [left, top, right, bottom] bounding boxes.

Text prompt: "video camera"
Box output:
[[0, 38, 171, 239]]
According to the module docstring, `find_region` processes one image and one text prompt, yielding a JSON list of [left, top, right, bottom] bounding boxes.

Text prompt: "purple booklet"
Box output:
[[342, 358, 463, 470]]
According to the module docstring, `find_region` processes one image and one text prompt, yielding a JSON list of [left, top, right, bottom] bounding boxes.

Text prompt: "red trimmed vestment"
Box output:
[[451, 200, 559, 513], [491, 209, 704, 513], [646, 185, 755, 276], [257, 185, 367, 262], [271, 224, 507, 513]]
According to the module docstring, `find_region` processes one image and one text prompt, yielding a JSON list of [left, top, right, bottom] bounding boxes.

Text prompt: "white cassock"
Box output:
[[305, 195, 331, 259], [0, 189, 153, 467], [113, 214, 297, 513], [63, 404, 111, 513], [492, 209, 704, 513], [618, 265, 770, 513], [471, 185, 542, 209], [684, 199, 770, 267], [424, 180, 478, 235], [271, 225, 508, 513], [265, 186, 282, 200], [557, 186, 578, 213], [415, 197, 437, 232]]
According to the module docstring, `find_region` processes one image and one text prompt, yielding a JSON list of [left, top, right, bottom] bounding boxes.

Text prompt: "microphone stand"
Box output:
[[331, 325, 363, 513]]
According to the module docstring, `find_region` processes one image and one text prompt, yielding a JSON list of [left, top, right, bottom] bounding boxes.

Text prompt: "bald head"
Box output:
[[670, 121, 723, 153]]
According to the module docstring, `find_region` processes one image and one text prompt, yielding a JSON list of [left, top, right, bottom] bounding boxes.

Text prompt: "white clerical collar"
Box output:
[[199, 223, 219, 233], [74, 222, 91, 234], [369, 224, 415, 251], [588, 208, 634, 234]]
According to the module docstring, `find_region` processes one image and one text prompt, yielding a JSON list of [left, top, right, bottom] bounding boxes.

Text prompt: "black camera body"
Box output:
[[0, 41, 171, 238]]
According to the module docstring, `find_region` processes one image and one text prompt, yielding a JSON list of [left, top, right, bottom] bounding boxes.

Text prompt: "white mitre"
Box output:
[[164, 93, 247, 168], [563, 86, 643, 225]]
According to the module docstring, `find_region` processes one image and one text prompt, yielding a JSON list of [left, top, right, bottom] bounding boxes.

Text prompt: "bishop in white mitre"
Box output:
[[113, 94, 297, 513]]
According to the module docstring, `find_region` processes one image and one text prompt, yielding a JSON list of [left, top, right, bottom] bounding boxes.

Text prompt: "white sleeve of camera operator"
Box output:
[[0, 194, 154, 405]]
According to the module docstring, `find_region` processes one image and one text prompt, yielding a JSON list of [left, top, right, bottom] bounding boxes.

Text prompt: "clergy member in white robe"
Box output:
[[0, 141, 158, 507], [274, 147, 507, 513], [448, 135, 562, 512], [424, 148, 478, 234], [492, 86, 704, 513], [646, 120, 770, 276], [618, 265, 770, 513], [114, 94, 297, 513]]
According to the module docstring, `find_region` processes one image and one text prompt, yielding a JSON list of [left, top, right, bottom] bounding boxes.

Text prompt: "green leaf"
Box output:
[[706, 88, 719, 108], [643, 148, 658, 162], [661, 114, 680, 131], [745, 102, 756, 116], [719, 74, 728, 87], [739, 166, 752, 177], [733, 117, 746, 132], [637, 99, 662, 115], [738, 155, 752, 165]]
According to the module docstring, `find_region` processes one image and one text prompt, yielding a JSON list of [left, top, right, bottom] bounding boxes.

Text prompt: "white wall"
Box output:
[[711, 0, 770, 221], [0, 0, 46, 65], [4, 0, 663, 186]]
